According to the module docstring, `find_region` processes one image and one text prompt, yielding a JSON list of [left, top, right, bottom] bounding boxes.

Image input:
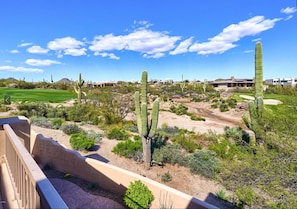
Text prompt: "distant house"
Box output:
[[86, 81, 117, 88], [208, 76, 254, 90], [265, 77, 297, 87]]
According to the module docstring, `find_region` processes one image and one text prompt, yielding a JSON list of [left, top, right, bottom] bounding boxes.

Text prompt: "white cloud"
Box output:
[[64, 48, 87, 56], [281, 7, 297, 14], [0, 65, 43, 73], [18, 42, 33, 47], [10, 50, 19, 54], [285, 15, 293, 21], [189, 41, 236, 55], [189, 16, 281, 55], [243, 50, 254, 53], [27, 45, 49, 54], [94, 52, 120, 60], [25, 59, 61, 66], [47, 37, 86, 57], [169, 37, 194, 55], [89, 29, 180, 59], [252, 38, 262, 42]]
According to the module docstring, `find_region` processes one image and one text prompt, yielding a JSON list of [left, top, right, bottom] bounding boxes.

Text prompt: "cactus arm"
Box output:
[[135, 91, 142, 135], [149, 100, 159, 138], [141, 103, 148, 136], [141, 71, 148, 104]]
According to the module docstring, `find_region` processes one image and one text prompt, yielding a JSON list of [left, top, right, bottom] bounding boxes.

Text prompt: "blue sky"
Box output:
[[0, 0, 296, 82]]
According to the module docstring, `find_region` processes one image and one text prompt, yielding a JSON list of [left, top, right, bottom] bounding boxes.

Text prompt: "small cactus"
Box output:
[[180, 74, 186, 95]]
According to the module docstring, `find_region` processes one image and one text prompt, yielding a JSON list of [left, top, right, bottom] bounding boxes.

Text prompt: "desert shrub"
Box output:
[[226, 97, 237, 108], [133, 134, 141, 141], [189, 114, 205, 121], [18, 102, 49, 117], [219, 103, 229, 112], [161, 172, 172, 183], [112, 139, 142, 158], [152, 144, 187, 166], [60, 123, 84, 135], [107, 127, 129, 140], [187, 150, 220, 178], [69, 133, 94, 151], [208, 139, 243, 160], [211, 104, 218, 109], [169, 103, 188, 115], [172, 132, 202, 153], [124, 180, 154, 209], [235, 185, 256, 208], [51, 118, 63, 129], [66, 104, 99, 124], [157, 124, 180, 137], [86, 130, 102, 144], [224, 126, 247, 145], [30, 116, 52, 128]]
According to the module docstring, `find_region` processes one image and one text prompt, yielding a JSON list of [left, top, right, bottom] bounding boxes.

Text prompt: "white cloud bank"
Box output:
[[25, 59, 61, 66], [47, 37, 87, 57], [17, 14, 284, 60], [189, 16, 281, 55], [0, 65, 43, 73]]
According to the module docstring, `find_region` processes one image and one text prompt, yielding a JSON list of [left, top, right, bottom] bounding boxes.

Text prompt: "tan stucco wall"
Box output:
[[31, 131, 218, 209]]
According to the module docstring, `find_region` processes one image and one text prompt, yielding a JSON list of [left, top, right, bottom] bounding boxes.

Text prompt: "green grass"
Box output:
[[0, 88, 76, 103]]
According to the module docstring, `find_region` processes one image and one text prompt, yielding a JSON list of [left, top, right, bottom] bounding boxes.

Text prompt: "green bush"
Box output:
[[61, 123, 84, 135], [169, 104, 188, 115], [187, 150, 220, 178], [152, 144, 187, 166], [69, 133, 94, 151], [112, 139, 142, 158], [51, 118, 63, 129], [219, 104, 229, 112], [172, 132, 202, 153], [189, 114, 205, 121], [161, 172, 172, 183], [107, 127, 129, 140], [124, 180, 154, 209], [208, 139, 242, 160]]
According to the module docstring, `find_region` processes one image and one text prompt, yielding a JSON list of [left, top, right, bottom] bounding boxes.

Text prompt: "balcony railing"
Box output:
[[0, 117, 67, 209]]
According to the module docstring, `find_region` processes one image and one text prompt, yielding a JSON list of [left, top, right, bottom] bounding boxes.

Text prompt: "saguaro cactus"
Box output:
[[247, 42, 264, 145], [180, 74, 186, 95], [254, 42, 264, 114], [135, 71, 159, 169], [74, 73, 86, 104]]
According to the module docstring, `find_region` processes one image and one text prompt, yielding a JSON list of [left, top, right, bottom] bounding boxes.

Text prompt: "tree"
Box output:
[[135, 71, 159, 169]]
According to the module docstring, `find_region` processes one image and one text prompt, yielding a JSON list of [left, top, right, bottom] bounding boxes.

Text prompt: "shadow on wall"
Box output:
[[85, 153, 109, 163], [204, 193, 236, 209]]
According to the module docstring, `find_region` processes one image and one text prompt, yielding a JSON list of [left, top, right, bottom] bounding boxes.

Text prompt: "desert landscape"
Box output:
[[27, 97, 249, 209]]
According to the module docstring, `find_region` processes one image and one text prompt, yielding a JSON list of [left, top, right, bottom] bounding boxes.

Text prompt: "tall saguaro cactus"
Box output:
[[135, 71, 159, 169], [254, 42, 264, 113], [74, 73, 86, 104], [247, 42, 264, 145]]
